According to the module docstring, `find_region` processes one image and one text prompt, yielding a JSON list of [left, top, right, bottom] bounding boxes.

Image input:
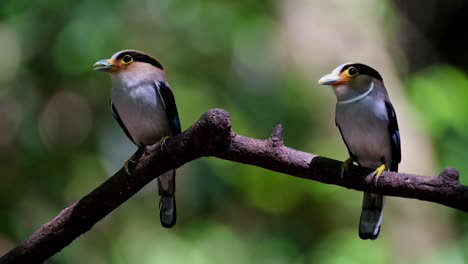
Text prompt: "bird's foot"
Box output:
[[160, 136, 170, 152], [124, 158, 137, 175], [123, 148, 144, 175], [372, 164, 386, 184], [341, 157, 353, 178]]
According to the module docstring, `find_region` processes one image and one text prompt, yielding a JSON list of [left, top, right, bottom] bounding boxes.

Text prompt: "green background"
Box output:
[[0, 0, 467, 263]]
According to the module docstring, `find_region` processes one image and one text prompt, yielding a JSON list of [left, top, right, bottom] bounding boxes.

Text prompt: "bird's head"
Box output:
[[93, 49, 166, 86], [318, 63, 383, 102]]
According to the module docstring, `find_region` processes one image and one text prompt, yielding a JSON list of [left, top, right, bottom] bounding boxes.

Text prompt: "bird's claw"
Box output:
[[160, 136, 170, 152], [341, 157, 353, 178], [123, 148, 144, 175], [372, 164, 386, 184], [124, 158, 137, 175]]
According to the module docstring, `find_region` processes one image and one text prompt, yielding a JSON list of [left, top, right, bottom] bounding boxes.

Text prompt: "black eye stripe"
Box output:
[[341, 63, 383, 81], [116, 51, 163, 70]]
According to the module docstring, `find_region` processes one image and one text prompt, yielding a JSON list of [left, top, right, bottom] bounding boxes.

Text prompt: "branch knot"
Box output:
[[438, 167, 460, 184], [269, 124, 283, 148]]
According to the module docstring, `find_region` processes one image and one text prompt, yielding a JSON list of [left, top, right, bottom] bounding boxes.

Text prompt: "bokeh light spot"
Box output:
[[0, 25, 20, 83]]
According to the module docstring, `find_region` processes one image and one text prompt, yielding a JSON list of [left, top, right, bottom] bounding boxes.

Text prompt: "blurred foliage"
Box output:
[[407, 65, 468, 176], [0, 0, 467, 263]]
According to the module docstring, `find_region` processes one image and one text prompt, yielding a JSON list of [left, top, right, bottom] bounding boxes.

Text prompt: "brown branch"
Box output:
[[1, 108, 467, 263]]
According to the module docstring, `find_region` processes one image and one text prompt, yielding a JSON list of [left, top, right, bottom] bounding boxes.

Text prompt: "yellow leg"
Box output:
[[160, 136, 170, 151], [341, 157, 353, 178], [373, 164, 386, 183]]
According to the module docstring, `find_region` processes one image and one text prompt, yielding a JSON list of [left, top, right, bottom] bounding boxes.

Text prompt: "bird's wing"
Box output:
[[385, 100, 401, 171], [154, 81, 180, 228], [111, 101, 137, 146], [155, 81, 182, 135], [336, 122, 358, 163]]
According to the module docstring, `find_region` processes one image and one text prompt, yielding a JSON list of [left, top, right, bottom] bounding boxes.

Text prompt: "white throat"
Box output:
[[337, 81, 374, 105]]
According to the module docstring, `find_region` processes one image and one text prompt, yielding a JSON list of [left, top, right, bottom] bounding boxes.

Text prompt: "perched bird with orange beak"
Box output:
[[319, 63, 401, 240], [93, 50, 181, 228]]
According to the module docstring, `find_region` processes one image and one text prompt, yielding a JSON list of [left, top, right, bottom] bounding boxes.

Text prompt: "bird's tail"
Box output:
[[158, 170, 176, 228], [359, 192, 384, 240]]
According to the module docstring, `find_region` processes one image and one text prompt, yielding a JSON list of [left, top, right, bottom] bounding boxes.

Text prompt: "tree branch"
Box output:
[[1, 109, 466, 263]]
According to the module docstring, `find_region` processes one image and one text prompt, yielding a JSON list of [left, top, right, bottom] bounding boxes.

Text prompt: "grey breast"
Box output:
[[335, 96, 392, 169], [112, 82, 170, 146]]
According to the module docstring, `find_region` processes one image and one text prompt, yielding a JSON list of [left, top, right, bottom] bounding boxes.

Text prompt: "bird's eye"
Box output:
[[347, 67, 358, 77], [122, 55, 133, 64]]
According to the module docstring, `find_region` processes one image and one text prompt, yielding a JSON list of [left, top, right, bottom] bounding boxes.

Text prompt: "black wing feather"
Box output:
[[155, 81, 182, 135], [385, 101, 401, 172], [111, 101, 137, 146]]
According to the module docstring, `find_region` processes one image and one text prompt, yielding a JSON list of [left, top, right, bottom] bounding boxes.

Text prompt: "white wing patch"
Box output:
[[155, 82, 167, 110]]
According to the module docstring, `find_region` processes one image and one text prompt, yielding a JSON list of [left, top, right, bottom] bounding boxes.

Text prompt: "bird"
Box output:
[[318, 63, 401, 240], [93, 49, 181, 228]]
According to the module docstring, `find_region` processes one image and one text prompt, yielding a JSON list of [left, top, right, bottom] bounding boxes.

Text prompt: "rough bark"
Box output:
[[1, 109, 466, 263]]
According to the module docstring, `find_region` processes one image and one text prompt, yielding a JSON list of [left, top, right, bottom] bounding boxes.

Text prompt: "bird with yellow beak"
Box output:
[[319, 63, 401, 240], [93, 50, 181, 228]]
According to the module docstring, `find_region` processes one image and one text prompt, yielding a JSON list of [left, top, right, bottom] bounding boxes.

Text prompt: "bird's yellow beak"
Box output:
[[318, 73, 348, 86], [93, 59, 118, 72]]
